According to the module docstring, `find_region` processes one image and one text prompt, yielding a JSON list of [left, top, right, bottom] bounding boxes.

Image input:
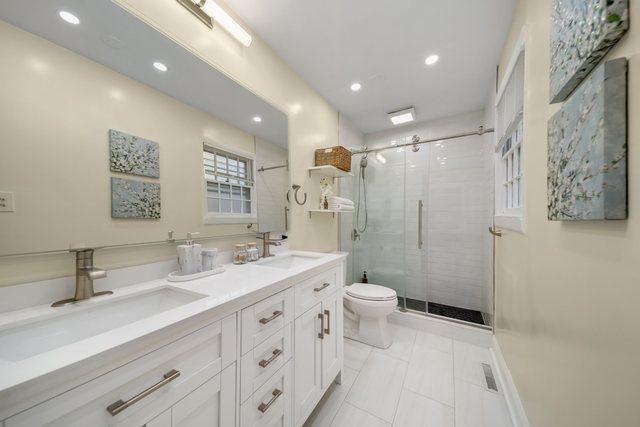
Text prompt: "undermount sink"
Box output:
[[0, 287, 206, 362], [257, 254, 320, 269]]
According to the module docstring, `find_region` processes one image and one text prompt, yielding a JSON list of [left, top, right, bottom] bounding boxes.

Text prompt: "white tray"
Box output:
[[167, 266, 226, 282]]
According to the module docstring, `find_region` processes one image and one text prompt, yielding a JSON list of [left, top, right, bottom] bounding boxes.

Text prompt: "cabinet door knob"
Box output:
[[324, 309, 330, 335], [258, 388, 283, 413], [318, 312, 325, 339], [106, 369, 180, 416], [259, 310, 283, 325], [259, 348, 283, 368]]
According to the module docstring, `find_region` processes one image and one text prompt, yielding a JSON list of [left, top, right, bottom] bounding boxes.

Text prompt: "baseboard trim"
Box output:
[[490, 336, 529, 427], [388, 310, 492, 347]]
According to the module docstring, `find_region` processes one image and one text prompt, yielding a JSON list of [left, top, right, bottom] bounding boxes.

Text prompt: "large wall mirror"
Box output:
[[0, 0, 290, 257]]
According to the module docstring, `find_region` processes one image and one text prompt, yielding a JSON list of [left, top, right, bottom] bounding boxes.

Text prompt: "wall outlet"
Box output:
[[0, 192, 15, 212]]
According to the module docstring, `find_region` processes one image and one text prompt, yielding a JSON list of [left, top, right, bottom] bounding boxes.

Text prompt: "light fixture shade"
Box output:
[[183, 0, 253, 47], [388, 107, 415, 125]]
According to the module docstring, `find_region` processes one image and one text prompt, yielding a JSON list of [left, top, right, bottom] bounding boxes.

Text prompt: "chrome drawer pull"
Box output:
[[106, 369, 180, 416], [258, 388, 283, 413], [318, 312, 325, 339], [324, 309, 330, 335], [259, 310, 283, 325], [313, 282, 330, 292], [259, 348, 283, 368]]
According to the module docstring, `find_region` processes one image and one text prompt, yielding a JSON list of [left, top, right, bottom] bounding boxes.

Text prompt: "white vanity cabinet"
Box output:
[[293, 270, 344, 427], [1, 255, 345, 427]]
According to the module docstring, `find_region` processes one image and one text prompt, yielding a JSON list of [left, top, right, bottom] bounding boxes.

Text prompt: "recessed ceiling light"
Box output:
[[59, 11, 80, 25], [350, 82, 362, 92], [425, 54, 439, 65], [253, 116, 262, 123], [153, 62, 168, 72], [388, 107, 415, 125]]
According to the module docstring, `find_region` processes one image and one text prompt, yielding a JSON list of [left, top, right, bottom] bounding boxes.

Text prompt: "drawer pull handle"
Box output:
[[106, 369, 180, 416], [258, 388, 283, 413], [259, 310, 283, 325], [324, 309, 330, 335], [259, 348, 283, 368], [313, 282, 330, 292], [318, 312, 325, 339]]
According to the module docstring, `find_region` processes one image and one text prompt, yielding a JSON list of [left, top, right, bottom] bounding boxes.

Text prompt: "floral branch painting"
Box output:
[[550, 0, 628, 103], [109, 129, 159, 178], [547, 58, 627, 221], [111, 177, 161, 219]]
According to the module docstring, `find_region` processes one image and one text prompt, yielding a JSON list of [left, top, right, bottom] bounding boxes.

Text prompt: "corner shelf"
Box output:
[[308, 165, 354, 179], [306, 209, 355, 218]]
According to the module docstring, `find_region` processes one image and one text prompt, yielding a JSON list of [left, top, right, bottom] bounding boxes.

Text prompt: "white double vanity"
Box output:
[[0, 251, 346, 427]]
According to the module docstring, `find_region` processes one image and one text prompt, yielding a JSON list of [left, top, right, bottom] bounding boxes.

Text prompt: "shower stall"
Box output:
[[339, 124, 494, 328]]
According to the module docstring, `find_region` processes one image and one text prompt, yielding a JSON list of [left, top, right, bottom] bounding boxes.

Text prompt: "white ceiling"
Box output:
[[0, 0, 288, 147], [225, 0, 517, 134]]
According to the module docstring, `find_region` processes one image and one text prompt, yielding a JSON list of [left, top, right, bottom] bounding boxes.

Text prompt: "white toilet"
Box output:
[[343, 283, 398, 349]]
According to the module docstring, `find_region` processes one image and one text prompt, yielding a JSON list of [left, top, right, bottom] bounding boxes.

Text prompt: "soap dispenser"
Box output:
[[177, 232, 202, 275], [361, 270, 368, 283]]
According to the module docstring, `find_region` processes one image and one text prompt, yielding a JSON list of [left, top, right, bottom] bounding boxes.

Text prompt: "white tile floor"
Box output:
[[304, 324, 513, 427]]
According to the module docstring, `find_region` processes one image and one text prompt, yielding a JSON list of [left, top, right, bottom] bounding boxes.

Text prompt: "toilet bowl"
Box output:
[[343, 283, 398, 349]]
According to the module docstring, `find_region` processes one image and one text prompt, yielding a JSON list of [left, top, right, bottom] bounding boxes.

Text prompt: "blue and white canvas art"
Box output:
[[111, 177, 161, 219], [550, 0, 628, 103], [547, 58, 627, 221], [109, 129, 160, 178]]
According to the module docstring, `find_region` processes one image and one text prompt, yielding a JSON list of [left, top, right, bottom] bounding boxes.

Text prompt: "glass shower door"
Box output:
[[350, 146, 408, 309]]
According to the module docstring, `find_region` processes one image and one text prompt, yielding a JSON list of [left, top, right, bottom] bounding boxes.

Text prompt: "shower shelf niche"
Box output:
[[308, 165, 354, 179], [306, 208, 354, 218]]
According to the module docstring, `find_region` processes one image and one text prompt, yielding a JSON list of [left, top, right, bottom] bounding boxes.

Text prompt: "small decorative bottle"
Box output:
[[246, 242, 259, 262], [233, 244, 248, 265]]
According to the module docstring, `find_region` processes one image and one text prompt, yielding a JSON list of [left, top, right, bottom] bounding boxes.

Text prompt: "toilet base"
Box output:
[[344, 311, 393, 349]]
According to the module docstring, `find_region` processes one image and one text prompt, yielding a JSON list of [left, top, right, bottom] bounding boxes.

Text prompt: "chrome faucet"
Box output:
[[257, 232, 284, 258], [52, 249, 112, 307]]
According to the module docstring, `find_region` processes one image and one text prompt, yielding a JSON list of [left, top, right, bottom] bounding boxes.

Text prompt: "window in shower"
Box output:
[[495, 43, 525, 232]]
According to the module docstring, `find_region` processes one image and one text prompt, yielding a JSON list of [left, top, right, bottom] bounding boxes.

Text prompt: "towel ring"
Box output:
[[292, 184, 307, 206]]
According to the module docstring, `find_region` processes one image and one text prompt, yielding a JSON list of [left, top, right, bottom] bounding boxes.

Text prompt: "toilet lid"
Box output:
[[346, 283, 397, 301]]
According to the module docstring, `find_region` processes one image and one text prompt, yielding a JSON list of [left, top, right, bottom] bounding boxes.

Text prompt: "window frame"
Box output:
[[202, 143, 257, 225], [494, 27, 526, 233]]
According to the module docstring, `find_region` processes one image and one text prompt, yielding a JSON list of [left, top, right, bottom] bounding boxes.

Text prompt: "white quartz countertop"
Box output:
[[0, 250, 346, 398]]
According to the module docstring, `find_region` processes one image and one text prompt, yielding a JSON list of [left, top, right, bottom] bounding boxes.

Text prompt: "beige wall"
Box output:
[[0, 0, 340, 285], [495, 1, 640, 426]]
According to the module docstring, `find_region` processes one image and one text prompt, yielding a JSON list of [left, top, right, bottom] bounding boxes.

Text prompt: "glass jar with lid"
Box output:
[[233, 244, 248, 265], [246, 242, 259, 262]]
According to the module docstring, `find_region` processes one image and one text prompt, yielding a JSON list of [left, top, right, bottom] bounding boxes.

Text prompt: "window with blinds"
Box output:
[[203, 146, 254, 217], [496, 50, 525, 218]]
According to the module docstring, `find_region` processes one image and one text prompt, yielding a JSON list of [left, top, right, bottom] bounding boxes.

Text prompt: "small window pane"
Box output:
[[207, 198, 219, 212], [231, 186, 242, 199], [232, 200, 242, 213], [242, 187, 251, 200], [244, 201, 251, 214], [207, 183, 219, 198], [220, 184, 231, 199], [220, 199, 231, 213]]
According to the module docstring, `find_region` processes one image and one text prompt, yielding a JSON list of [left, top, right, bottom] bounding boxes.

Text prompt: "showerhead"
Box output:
[[360, 155, 368, 168]]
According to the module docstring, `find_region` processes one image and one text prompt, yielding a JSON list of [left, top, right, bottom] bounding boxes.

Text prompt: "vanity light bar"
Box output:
[[176, 0, 253, 47]]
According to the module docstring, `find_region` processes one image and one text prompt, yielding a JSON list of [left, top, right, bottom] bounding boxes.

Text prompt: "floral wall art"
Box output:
[[109, 129, 160, 178], [547, 58, 627, 221], [111, 177, 161, 219], [550, 0, 628, 103]]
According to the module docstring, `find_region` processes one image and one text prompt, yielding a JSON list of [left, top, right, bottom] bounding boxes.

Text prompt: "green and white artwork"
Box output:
[[109, 129, 159, 178], [547, 58, 627, 221], [550, 0, 628, 103], [111, 177, 161, 219]]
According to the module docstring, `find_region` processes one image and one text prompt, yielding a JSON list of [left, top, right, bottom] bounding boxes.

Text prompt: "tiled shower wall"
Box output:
[[343, 111, 493, 315]]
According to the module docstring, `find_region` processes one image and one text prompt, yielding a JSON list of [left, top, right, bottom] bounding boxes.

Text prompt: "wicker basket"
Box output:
[[314, 146, 351, 172]]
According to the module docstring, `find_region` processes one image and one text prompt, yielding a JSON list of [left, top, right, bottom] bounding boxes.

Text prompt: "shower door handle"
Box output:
[[417, 200, 423, 249]]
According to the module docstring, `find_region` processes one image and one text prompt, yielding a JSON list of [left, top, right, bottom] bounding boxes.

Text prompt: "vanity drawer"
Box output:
[[6, 315, 236, 427], [240, 360, 292, 427], [241, 288, 293, 354], [294, 268, 338, 317], [241, 323, 292, 402]]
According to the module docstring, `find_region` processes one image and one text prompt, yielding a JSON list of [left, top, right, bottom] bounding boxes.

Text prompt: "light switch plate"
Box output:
[[0, 192, 15, 212]]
